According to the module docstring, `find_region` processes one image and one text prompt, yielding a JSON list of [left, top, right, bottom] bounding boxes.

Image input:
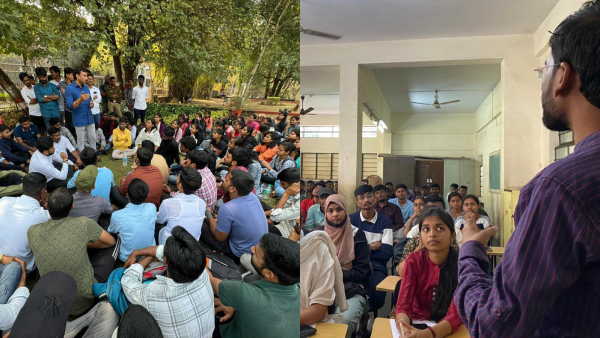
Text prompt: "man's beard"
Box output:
[[250, 254, 264, 279], [541, 81, 569, 131], [40, 79, 47, 84], [326, 217, 346, 228]]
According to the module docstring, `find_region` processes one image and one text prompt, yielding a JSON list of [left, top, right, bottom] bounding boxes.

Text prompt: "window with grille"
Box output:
[[555, 131, 574, 161], [362, 154, 378, 178], [300, 126, 378, 138], [300, 153, 339, 181]]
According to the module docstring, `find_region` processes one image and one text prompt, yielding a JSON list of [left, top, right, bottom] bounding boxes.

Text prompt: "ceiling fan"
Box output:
[[410, 90, 460, 109], [300, 95, 315, 115], [301, 27, 342, 40]]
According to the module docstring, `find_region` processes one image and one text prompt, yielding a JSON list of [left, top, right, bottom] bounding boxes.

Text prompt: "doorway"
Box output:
[[415, 159, 444, 192]]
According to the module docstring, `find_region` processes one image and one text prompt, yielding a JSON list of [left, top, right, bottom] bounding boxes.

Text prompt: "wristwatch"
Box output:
[[44, 95, 47, 98]]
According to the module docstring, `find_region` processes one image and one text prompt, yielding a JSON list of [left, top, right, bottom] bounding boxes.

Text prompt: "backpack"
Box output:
[[204, 248, 243, 281]]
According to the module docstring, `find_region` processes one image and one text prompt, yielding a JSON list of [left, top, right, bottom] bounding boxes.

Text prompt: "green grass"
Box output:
[[98, 149, 134, 185]]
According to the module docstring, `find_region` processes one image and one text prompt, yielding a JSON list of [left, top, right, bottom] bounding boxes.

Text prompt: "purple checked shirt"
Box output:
[[455, 131, 600, 338]]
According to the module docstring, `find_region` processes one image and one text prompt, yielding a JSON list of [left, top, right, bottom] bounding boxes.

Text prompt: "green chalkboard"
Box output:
[[489, 153, 501, 190]]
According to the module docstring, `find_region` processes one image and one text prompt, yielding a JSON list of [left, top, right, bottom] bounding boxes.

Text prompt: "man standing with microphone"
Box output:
[[65, 68, 96, 152]]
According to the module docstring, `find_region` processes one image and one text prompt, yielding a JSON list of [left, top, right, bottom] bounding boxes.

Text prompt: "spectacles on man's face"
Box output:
[[534, 62, 560, 79], [357, 193, 374, 201]]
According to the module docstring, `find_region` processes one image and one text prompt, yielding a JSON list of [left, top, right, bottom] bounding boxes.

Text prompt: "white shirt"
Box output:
[[157, 194, 206, 244], [271, 193, 300, 238], [88, 85, 101, 115], [0, 287, 29, 331], [52, 136, 76, 165], [406, 217, 463, 247], [121, 245, 215, 338], [135, 128, 161, 147], [132, 85, 149, 110], [29, 150, 69, 182], [0, 195, 51, 272], [21, 85, 41, 117]]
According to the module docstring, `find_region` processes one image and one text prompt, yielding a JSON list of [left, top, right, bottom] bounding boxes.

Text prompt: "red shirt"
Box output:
[[300, 198, 314, 222], [395, 249, 462, 333], [119, 165, 164, 209]]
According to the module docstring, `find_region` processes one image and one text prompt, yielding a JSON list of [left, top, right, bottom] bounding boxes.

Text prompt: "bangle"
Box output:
[[427, 327, 437, 338]]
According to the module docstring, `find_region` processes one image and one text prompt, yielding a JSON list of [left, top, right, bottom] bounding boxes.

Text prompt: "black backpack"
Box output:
[[204, 248, 242, 281]]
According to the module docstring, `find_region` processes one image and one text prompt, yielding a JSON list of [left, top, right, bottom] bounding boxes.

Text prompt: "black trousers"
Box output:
[[30, 115, 46, 135], [88, 235, 120, 283], [64, 110, 76, 136], [0, 173, 23, 187], [200, 222, 240, 263], [46, 165, 74, 192], [110, 186, 129, 209], [10, 151, 30, 166]]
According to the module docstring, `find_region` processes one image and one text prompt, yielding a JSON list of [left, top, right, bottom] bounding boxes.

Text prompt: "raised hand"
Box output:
[[462, 211, 498, 247]]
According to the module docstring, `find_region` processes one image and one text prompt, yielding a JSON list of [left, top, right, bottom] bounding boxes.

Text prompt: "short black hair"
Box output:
[[0, 125, 9, 133], [315, 181, 326, 188], [128, 178, 149, 205], [450, 183, 459, 189], [163, 126, 175, 137], [47, 187, 73, 218], [18, 116, 29, 124], [448, 192, 462, 203], [72, 67, 89, 78], [119, 117, 128, 124], [180, 136, 196, 151], [290, 115, 299, 121], [259, 123, 270, 133], [80, 147, 97, 166], [49, 117, 61, 126], [229, 169, 255, 196], [179, 167, 202, 194], [459, 185, 468, 190], [395, 184, 408, 192], [431, 183, 440, 189], [164, 226, 206, 283], [421, 185, 430, 191], [373, 184, 387, 193], [326, 180, 333, 184], [49, 66, 60, 74], [361, 179, 369, 184], [354, 184, 374, 197], [258, 233, 299, 286], [229, 148, 251, 168], [117, 305, 162, 338], [425, 195, 445, 207], [47, 127, 61, 136], [279, 141, 294, 154], [138, 75, 145, 80], [187, 149, 208, 170], [277, 167, 300, 184], [385, 182, 393, 186], [136, 147, 153, 166], [307, 180, 315, 185], [141, 140, 155, 151], [64, 67, 73, 76], [550, 0, 600, 109], [22, 173, 47, 197], [35, 67, 47, 77], [19, 72, 28, 81], [36, 136, 54, 152], [110, 76, 116, 80]]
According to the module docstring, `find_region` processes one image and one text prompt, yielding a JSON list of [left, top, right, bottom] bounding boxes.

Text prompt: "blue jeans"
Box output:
[[335, 294, 368, 338], [93, 113, 101, 126], [0, 262, 22, 304], [134, 109, 146, 126], [43, 116, 53, 132], [168, 164, 182, 185]]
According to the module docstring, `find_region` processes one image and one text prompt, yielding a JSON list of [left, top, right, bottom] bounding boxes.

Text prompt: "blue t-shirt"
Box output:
[[216, 194, 268, 257], [67, 167, 114, 204], [108, 203, 157, 262], [14, 124, 40, 142], [389, 198, 414, 223]]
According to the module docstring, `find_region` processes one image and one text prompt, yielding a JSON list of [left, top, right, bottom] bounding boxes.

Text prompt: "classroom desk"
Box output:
[[376, 275, 401, 293], [372, 318, 471, 338], [313, 323, 348, 338], [487, 246, 504, 256]]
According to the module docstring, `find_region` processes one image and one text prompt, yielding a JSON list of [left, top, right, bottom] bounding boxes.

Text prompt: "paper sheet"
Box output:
[[390, 319, 436, 338]]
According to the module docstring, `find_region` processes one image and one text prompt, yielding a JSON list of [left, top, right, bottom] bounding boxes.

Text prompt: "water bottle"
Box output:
[[123, 156, 127, 166], [264, 184, 272, 197]]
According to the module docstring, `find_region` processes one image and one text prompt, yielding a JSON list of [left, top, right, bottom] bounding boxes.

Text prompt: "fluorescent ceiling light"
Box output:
[[379, 120, 388, 130], [377, 122, 385, 133]]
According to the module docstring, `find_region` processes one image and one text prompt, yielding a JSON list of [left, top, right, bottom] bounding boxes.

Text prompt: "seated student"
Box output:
[[136, 140, 169, 185], [69, 165, 114, 223], [171, 119, 183, 144], [390, 184, 414, 224], [0, 149, 27, 173], [135, 118, 161, 150], [310, 195, 371, 338], [405, 196, 462, 242], [270, 168, 301, 238], [113, 147, 163, 209], [255, 123, 270, 144], [446, 183, 458, 202], [49, 117, 77, 149], [242, 143, 263, 194], [0, 124, 33, 167], [112, 117, 137, 160], [99, 111, 110, 129], [167, 149, 217, 211], [0, 173, 50, 273], [394, 207, 463, 337], [260, 141, 295, 179], [402, 196, 425, 238], [0, 168, 26, 198], [122, 226, 214, 338], [453, 194, 491, 233], [48, 126, 83, 168], [207, 233, 300, 338], [168, 136, 196, 185], [95, 120, 108, 155], [68, 147, 114, 203], [201, 169, 268, 263], [231, 120, 243, 138], [27, 188, 119, 336], [127, 115, 138, 141], [349, 184, 393, 312], [115, 305, 163, 338], [108, 178, 157, 262], [155, 126, 180, 167], [241, 125, 258, 147], [210, 128, 229, 158], [446, 192, 464, 222], [157, 168, 205, 244], [185, 122, 204, 148], [385, 182, 395, 199], [217, 148, 257, 202], [301, 181, 324, 223], [14, 115, 40, 149], [0, 257, 26, 331], [306, 187, 333, 230], [102, 112, 119, 141], [373, 184, 405, 244], [29, 136, 73, 192], [360, 179, 369, 186], [223, 119, 234, 139], [254, 131, 280, 163]]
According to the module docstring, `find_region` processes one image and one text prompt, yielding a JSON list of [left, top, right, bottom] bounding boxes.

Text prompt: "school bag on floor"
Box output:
[[204, 248, 243, 281]]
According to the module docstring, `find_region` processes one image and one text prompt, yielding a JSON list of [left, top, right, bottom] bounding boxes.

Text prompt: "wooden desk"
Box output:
[[372, 318, 470, 338], [487, 246, 504, 256], [376, 275, 401, 293], [313, 323, 348, 338]]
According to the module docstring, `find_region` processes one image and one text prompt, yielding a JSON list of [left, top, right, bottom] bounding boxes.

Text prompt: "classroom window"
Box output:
[[554, 131, 575, 161], [362, 153, 378, 178], [300, 126, 378, 138], [300, 153, 339, 180]]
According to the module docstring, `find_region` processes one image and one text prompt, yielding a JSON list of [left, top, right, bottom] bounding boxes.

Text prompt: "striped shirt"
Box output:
[[349, 211, 393, 265], [455, 131, 600, 337]]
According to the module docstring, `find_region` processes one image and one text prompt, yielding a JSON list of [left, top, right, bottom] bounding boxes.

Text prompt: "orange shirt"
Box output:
[[254, 144, 277, 163]]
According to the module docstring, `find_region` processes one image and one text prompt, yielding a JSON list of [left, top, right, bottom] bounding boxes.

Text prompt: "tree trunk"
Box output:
[[263, 76, 270, 99], [274, 77, 287, 97], [0, 66, 28, 114]]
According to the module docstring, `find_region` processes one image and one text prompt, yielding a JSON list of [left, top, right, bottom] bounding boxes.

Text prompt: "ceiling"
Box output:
[[300, 66, 340, 115], [371, 63, 501, 114], [301, 0, 560, 45]]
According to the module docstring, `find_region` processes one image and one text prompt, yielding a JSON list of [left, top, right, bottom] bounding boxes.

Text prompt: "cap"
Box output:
[[75, 165, 98, 192], [316, 187, 334, 196]]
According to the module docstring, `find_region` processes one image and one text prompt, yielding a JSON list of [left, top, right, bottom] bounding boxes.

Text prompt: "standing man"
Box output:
[[49, 66, 64, 126], [19, 73, 44, 134], [124, 79, 135, 113], [99, 75, 111, 115], [458, 185, 468, 198], [106, 76, 122, 118], [87, 73, 102, 126], [65, 68, 96, 152], [132, 75, 149, 125], [455, 2, 600, 337], [33, 67, 61, 132]]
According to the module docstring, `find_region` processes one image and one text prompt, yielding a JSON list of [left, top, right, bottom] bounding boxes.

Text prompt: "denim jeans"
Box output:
[[43, 116, 53, 132], [64, 300, 119, 338], [335, 294, 368, 338], [168, 163, 182, 185], [93, 113, 101, 126], [0, 262, 22, 304]]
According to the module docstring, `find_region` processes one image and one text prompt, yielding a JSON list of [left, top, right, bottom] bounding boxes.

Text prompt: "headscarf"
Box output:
[[324, 194, 355, 271]]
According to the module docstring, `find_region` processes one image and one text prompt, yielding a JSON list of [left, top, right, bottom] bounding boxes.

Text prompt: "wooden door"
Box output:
[[416, 160, 444, 188]]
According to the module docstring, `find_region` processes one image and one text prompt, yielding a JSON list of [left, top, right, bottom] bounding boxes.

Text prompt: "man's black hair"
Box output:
[[325, 180, 333, 184], [307, 180, 315, 185], [49, 117, 61, 126], [279, 141, 294, 154], [0, 125, 9, 133], [354, 184, 374, 197], [229, 148, 251, 168], [119, 117, 128, 124], [229, 169, 255, 196], [35, 67, 47, 77], [49, 66, 60, 74], [163, 126, 175, 137], [164, 226, 206, 283], [36, 136, 54, 152], [128, 178, 149, 205], [80, 147, 97, 166], [22, 173, 47, 197], [138, 75, 145, 80], [136, 147, 153, 166], [395, 183, 408, 192], [47, 187, 73, 219], [550, 1, 600, 109], [187, 149, 208, 169], [450, 183, 459, 189], [425, 195, 445, 207], [385, 182, 393, 186], [459, 185, 468, 190], [361, 179, 369, 184], [259, 123, 270, 133], [47, 127, 61, 136], [258, 233, 300, 286], [141, 140, 155, 151], [117, 305, 163, 338], [64, 67, 73, 76], [19, 72, 28, 81], [290, 115, 299, 121], [277, 167, 300, 184], [373, 184, 387, 193], [72, 67, 89, 78], [18, 116, 29, 124], [315, 180, 326, 188], [110, 76, 116, 81], [431, 183, 440, 189], [179, 167, 202, 195], [180, 136, 196, 152]]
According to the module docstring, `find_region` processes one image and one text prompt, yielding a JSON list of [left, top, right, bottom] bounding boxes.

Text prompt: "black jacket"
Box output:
[[155, 139, 181, 166], [243, 135, 259, 147]]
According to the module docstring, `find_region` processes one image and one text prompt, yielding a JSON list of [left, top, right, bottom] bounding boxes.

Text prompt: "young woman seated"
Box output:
[[395, 206, 463, 338], [445, 192, 464, 222], [454, 194, 491, 245]]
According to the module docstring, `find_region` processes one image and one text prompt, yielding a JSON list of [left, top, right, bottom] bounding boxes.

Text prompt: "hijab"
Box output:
[[324, 194, 355, 271]]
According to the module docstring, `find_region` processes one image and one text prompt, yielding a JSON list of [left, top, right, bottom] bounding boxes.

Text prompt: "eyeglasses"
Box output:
[[534, 63, 560, 79], [357, 193, 374, 201]]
